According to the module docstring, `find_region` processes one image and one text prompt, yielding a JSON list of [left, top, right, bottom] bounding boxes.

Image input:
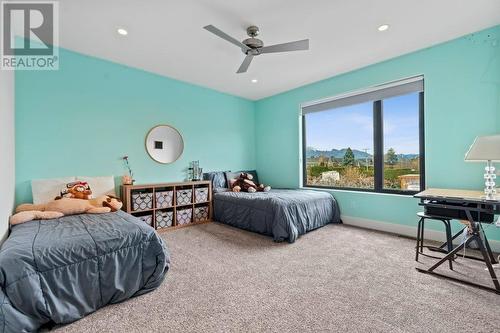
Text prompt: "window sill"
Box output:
[[300, 186, 418, 197]]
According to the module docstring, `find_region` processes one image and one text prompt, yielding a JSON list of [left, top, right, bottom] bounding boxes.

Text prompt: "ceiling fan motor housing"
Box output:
[[242, 26, 263, 53], [242, 37, 263, 49]]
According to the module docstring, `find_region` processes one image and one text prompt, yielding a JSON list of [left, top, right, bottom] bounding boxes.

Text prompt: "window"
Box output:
[[302, 77, 424, 194]]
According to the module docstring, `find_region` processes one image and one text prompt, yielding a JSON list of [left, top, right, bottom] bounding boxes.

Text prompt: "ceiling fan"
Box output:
[[203, 25, 309, 74]]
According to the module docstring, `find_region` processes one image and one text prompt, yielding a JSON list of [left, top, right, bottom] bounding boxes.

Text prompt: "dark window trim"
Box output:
[[418, 91, 426, 191], [302, 88, 425, 196], [373, 100, 384, 191]]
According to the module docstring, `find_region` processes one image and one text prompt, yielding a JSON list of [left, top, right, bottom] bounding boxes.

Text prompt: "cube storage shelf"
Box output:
[[121, 180, 212, 232]]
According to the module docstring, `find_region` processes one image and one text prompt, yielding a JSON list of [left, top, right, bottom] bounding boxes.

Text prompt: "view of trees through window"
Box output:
[[383, 93, 421, 191], [304, 91, 422, 192]]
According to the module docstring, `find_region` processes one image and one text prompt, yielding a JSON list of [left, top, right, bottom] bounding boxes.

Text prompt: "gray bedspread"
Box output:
[[214, 189, 341, 242], [0, 210, 169, 333]]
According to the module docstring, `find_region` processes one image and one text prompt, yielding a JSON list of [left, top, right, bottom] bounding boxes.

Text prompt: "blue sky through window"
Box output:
[[305, 92, 419, 155]]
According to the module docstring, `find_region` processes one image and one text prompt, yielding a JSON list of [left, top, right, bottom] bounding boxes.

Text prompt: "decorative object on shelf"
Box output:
[[465, 134, 500, 200], [188, 160, 203, 181], [121, 180, 212, 232], [145, 125, 184, 164], [122, 156, 135, 185]]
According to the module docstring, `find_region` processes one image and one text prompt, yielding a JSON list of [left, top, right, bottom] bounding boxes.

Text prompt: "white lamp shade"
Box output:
[[464, 135, 500, 162]]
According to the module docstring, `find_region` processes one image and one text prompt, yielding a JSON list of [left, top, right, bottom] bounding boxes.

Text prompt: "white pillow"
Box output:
[[77, 176, 116, 197], [31, 177, 76, 204]]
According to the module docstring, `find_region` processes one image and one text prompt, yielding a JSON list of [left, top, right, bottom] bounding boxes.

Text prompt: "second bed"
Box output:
[[214, 188, 341, 243]]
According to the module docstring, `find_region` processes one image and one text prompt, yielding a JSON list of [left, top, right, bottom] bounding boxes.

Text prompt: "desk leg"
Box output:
[[478, 234, 500, 291], [424, 229, 500, 293], [480, 224, 498, 264], [428, 238, 468, 273]]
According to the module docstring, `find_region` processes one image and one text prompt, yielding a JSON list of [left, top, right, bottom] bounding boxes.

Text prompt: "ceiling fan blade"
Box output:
[[260, 39, 309, 54], [236, 54, 254, 73], [204, 25, 250, 52]]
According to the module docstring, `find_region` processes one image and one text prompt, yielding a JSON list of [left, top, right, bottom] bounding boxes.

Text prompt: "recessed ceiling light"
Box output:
[[251, 79, 258, 83], [117, 28, 128, 36], [378, 24, 389, 32]]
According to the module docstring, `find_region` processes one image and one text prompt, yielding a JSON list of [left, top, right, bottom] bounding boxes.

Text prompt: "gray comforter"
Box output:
[[0, 210, 169, 333], [214, 189, 341, 242]]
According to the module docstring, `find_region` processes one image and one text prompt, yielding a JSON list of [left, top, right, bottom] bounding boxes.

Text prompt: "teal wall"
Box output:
[[255, 26, 500, 240], [15, 47, 255, 204]]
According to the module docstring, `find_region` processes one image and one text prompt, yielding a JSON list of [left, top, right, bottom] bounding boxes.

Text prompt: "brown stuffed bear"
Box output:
[[10, 195, 123, 225], [231, 173, 271, 193]]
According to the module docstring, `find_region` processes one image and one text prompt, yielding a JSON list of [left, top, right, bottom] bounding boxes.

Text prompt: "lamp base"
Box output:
[[483, 160, 496, 200], [481, 195, 499, 201]]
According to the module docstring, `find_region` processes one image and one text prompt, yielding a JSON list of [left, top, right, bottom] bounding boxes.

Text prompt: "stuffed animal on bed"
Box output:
[[10, 195, 123, 225], [55, 181, 93, 200], [231, 172, 271, 193]]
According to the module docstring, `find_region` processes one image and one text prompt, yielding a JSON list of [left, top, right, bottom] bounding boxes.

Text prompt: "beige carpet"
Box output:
[[56, 222, 500, 333]]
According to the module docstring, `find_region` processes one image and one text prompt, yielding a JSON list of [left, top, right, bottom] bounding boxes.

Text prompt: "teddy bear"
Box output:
[[56, 181, 93, 200], [231, 173, 271, 193], [10, 195, 123, 225]]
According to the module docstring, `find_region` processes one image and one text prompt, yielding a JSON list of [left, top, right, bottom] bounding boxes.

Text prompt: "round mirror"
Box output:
[[145, 125, 184, 164]]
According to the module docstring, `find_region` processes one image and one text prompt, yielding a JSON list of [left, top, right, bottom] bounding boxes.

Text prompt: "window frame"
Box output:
[[301, 82, 425, 196]]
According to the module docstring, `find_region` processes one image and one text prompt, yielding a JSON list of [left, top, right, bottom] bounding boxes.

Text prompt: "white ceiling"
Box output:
[[53, 0, 500, 100]]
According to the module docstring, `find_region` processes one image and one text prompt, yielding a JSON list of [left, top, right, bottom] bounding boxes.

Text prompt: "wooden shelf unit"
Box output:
[[121, 180, 212, 232]]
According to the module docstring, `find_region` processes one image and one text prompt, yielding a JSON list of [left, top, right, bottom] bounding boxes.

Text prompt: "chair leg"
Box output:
[[420, 218, 425, 253], [444, 220, 453, 270], [415, 217, 422, 261]]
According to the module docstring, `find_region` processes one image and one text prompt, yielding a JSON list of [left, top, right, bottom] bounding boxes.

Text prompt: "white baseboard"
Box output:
[[341, 215, 500, 253]]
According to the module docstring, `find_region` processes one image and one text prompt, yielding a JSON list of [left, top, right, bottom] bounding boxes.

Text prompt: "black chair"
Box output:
[[415, 212, 458, 270]]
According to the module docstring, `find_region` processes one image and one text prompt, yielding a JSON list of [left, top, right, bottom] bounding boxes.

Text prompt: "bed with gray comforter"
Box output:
[[0, 210, 169, 333], [214, 189, 341, 243]]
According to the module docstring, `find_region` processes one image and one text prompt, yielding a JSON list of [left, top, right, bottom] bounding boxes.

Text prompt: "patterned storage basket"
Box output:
[[132, 191, 153, 211], [194, 187, 209, 203], [176, 189, 192, 206], [194, 206, 209, 222], [156, 211, 173, 229], [156, 190, 174, 209], [176, 208, 192, 225], [137, 214, 153, 226]]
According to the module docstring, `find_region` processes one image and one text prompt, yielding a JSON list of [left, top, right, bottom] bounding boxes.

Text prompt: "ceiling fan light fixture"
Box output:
[[117, 28, 128, 36], [377, 24, 389, 32], [251, 79, 258, 83]]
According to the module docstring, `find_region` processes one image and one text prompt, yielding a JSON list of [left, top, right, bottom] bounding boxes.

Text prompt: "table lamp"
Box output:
[[465, 135, 500, 200]]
